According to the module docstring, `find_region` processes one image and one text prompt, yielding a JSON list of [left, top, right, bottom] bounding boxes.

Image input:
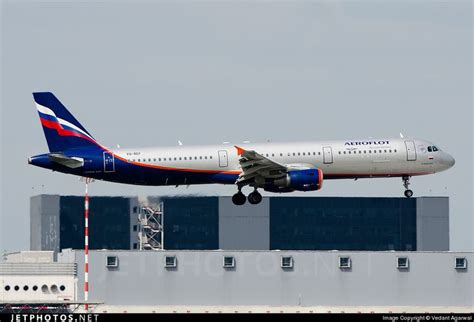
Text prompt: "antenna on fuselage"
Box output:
[[178, 140, 183, 146], [399, 133, 405, 138]]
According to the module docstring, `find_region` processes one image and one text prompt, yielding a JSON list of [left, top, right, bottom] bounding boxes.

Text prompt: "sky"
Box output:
[[1, 0, 472, 252]]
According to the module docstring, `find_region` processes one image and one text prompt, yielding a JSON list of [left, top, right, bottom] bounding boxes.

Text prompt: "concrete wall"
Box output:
[[62, 249, 472, 307], [417, 197, 450, 251], [30, 195, 60, 253], [218, 197, 270, 250]]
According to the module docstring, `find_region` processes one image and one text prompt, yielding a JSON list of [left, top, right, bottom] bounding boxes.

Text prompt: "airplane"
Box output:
[[28, 92, 455, 205]]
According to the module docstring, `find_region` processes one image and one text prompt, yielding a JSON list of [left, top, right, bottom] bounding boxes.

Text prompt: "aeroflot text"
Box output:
[[345, 140, 390, 146]]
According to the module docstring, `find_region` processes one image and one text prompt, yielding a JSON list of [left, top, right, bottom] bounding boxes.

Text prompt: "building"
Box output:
[[30, 195, 450, 252], [0, 251, 76, 303], [2, 250, 472, 312], [30, 195, 140, 253]]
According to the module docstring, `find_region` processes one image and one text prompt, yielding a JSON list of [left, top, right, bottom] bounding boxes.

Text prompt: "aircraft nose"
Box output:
[[442, 153, 455, 168]]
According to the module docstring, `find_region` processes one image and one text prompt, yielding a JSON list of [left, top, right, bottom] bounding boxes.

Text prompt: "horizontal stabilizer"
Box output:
[[48, 153, 84, 169]]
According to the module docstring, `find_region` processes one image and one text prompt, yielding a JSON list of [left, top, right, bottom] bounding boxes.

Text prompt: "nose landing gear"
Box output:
[[402, 176, 413, 198]]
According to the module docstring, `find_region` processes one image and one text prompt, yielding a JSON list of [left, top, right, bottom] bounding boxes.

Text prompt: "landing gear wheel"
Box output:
[[248, 190, 262, 205], [402, 176, 413, 198], [232, 191, 246, 205]]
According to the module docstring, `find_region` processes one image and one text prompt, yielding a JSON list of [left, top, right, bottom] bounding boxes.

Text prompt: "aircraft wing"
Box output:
[[234, 145, 288, 186]]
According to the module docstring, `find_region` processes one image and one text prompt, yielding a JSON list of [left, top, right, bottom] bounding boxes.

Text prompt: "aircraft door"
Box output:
[[405, 141, 417, 161], [218, 150, 228, 167], [323, 146, 333, 164], [103, 152, 115, 172]]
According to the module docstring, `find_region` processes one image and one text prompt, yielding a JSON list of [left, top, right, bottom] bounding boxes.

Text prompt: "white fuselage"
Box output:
[[114, 138, 455, 180]]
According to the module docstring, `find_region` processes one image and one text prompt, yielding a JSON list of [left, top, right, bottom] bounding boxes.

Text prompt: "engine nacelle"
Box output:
[[265, 169, 323, 192]]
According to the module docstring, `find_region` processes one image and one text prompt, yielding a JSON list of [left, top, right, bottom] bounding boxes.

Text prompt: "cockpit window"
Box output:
[[432, 146, 439, 152], [427, 146, 439, 153], [427, 146, 432, 152]]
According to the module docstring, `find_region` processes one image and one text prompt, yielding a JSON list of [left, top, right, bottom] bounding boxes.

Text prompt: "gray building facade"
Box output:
[[59, 249, 472, 308], [31, 195, 450, 252]]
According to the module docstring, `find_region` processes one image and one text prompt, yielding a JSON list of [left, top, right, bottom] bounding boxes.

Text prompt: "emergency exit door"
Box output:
[[405, 141, 417, 161], [218, 150, 228, 167], [323, 146, 333, 164], [103, 152, 115, 172]]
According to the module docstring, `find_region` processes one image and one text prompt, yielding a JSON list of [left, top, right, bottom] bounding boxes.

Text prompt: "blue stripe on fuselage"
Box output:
[[49, 150, 239, 186]]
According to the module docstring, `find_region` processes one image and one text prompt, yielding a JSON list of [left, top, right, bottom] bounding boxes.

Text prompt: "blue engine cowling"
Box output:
[[264, 169, 323, 192]]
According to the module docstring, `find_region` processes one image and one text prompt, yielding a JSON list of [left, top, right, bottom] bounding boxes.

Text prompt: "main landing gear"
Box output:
[[402, 176, 414, 198], [232, 188, 262, 205], [232, 190, 246, 206]]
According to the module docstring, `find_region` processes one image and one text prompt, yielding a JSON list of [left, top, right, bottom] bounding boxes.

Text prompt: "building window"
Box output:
[[165, 255, 177, 268], [281, 256, 294, 269], [133, 225, 138, 232], [106, 255, 118, 268], [133, 243, 138, 250], [455, 257, 467, 269], [339, 256, 351, 269], [397, 257, 409, 269], [223, 256, 235, 268]]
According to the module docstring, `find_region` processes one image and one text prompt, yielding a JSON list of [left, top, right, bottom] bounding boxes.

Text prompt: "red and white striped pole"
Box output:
[[84, 178, 91, 312]]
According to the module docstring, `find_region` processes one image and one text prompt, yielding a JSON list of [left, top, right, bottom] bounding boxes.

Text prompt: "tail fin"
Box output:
[[33, 92, 101, 152]]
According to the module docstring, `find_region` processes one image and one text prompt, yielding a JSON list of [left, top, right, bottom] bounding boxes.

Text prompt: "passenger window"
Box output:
[[200, 156, 202, 159], [210, 156, 213, 159], [343, 151, 346, 154], [280, 153, 283, 157], [205, 156, 207, 159]]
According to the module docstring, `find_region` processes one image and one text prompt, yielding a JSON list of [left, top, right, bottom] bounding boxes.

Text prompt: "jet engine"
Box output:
[[264, 169, 323, 192]]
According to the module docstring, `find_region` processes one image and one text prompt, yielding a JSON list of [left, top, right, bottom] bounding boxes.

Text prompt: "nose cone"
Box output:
[[440, 153, 455, 169]]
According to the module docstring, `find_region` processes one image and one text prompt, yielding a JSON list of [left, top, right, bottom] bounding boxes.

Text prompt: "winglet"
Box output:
[[234, 145, 246, 156]]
